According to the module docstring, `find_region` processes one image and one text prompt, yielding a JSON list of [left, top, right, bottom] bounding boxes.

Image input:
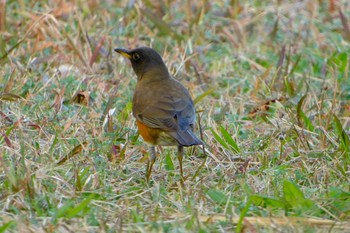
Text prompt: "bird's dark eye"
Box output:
[[132, 53, 140, 61]]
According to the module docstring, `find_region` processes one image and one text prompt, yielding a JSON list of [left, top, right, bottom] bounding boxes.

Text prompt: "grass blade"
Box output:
[[207, 189, 227, 205], [283, 180, 313, 209], [333, 114, 350, 154], [65, 194, 95, 218], [251, 195, 286, 209], [194, 88, 214, 105], [236, 197, 252, 233], [0, 221, 15, 233], [165, 152, 174, 171], [220, 126, 240, 153], [210, 128, 229, 150]]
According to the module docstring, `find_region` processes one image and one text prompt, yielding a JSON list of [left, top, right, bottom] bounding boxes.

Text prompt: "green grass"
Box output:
[[1, 0, 350, 232]]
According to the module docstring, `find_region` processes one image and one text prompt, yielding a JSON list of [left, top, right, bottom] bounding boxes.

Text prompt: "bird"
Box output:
[[114, 46, 203, 181]]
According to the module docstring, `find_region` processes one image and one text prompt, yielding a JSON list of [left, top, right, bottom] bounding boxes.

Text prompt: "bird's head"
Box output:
[[114, 47, 169, 81]]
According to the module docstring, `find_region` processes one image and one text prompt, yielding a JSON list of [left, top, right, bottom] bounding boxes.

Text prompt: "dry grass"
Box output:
[[1, 0, 350, 232]]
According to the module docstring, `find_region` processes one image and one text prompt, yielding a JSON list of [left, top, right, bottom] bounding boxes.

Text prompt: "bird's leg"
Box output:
[[146, 146, 156, 181], [178, 146, 184, 181]]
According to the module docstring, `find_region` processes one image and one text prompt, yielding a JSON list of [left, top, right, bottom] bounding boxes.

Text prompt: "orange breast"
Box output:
[[136, 120, 178, 146], [136, 120, 160, 145]]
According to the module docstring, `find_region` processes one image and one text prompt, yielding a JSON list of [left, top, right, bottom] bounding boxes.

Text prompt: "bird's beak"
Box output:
[[114, 48, 131, 59]]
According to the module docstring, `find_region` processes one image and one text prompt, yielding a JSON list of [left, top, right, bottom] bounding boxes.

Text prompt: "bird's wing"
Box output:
[[134, 95, 195, 131]]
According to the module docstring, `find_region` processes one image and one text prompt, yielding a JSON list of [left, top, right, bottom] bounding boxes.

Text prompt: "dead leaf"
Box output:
[[248, 97, 287, 117], [88, 0, 99, 11], [71, 90, 90, 106], [13, 117, 23, 128], [0, 111, 13, 124], [52, 87, 66, 113], [237, 158, 251, 174], [329, 0, 336, 13], [0, 92, 22, 102], [107, 112, 114, 133], [52, 1, 75, 19], [109, 143, 127, 162], [27, 121, 42, 130], [1, 131, 13, 148], [57, 142, 88, 165]]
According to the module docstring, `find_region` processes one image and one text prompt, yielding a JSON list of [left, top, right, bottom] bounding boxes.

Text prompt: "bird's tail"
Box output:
[[169, 130, 203, 146]]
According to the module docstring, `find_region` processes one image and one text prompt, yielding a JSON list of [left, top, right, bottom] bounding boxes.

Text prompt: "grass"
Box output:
[[1, 0, 350, 232]]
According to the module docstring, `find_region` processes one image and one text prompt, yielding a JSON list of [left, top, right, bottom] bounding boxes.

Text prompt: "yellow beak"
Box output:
[[114, 48, 131, 59]]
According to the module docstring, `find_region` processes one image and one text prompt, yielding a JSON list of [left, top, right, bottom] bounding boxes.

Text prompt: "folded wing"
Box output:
[[134, 95, 202, 146]]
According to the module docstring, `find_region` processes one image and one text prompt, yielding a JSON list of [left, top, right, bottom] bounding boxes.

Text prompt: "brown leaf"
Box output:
[[107, 112, 114, 133], [88, 0, 99, 11], [329, 0, 336, 13], [57, 142, 88, 165], [0, 92, 22, 102], [52, 1, 75, 19], [71, 90, 90, 106], [0, 111, 13, 124], [108, 144, 127, 162], [248, 97, 287, 117], [237, 159, 251, 174], [1, 131, 13, 148], [27, 121, 42, 130], [243, 218, 258, 233], [13, 117, 23, 128], [52, 87, 66, 113]]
